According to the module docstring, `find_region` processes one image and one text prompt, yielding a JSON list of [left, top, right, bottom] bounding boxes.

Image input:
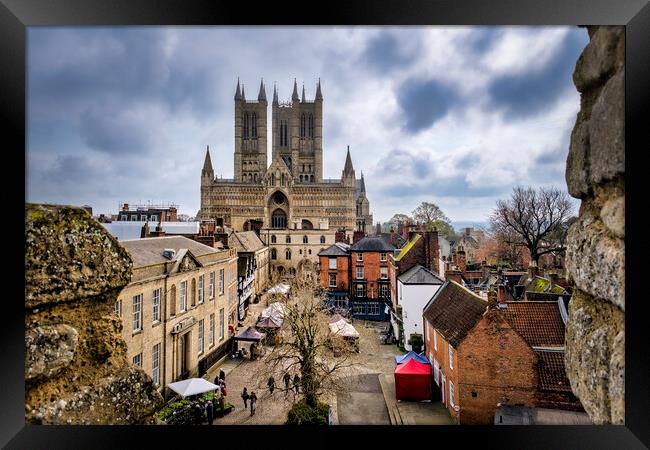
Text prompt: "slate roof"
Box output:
[[535, 350, 573, 393], [501, 302, 565, 347], [398, 264, 444, 285], [121, 236, 220, 268], [318, 242, 350, 256], [462, 235, 480, 248], [422, 281, 487, 348], [350, 236, 396, 252], [229, 231, 265, 252], [377, 232, 407, 249]]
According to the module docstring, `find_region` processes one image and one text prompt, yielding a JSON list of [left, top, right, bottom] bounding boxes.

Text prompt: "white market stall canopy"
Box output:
[[167, 378, 219, 398], [329, 320, 360, 338], [267, 283, 291, 295], [261, 302, 289, 321]]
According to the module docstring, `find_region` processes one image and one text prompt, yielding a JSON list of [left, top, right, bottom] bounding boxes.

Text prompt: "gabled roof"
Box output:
[[501, 302, 565, 347], [350, 236, 396, 252], [121, 236, 220, 268], [394, 234, 421, 262], [229, 231, 265, 252], [318, 242, 350, 256], [378, 232, 407, 249], [398, 264, 444, 285], [422, 281, 487, 348], [535, 350, 573, 393]]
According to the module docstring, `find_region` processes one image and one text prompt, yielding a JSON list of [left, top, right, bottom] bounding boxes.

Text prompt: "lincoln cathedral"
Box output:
[[199, 78, 373, 272]]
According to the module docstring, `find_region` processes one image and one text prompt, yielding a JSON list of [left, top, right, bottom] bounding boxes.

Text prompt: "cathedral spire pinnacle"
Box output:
[[202, 145, 213, 177], [301, 83, 306, 102], [343, 145, 354, 176], [241, 84, 246, 102], [234, 78, 242, 100], [272, 83, 278, 106], [292, 78, 300, 102], [258, 78, 267, 102], [315, 77, 323, 101], [360, 171, 366, 193]]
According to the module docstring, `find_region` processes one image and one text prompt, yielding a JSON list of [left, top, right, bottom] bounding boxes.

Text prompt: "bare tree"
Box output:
[[489, 186, 574, 266], [412, 202, 451, 229], [253, 276, 358, 409]]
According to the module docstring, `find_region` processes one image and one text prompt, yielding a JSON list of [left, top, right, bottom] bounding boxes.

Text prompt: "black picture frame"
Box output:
[[3, 0, 648, 448]]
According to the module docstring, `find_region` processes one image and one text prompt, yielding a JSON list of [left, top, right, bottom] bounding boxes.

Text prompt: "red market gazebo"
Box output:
[[394, 358, 432, 401]]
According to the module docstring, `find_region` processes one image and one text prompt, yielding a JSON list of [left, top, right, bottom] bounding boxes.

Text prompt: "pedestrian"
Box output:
[[217, 394, 225, 418], [205, 400, 214, 426], [221, 381, 227, 398], [267, 376, 275, 395], [249, 391, 257, 416], [283, 372, 290, 390], [293, 374, 300, 393], [193, 402, 203, 425], [219, 369, 226, 382], [241, 387, 250, 408]]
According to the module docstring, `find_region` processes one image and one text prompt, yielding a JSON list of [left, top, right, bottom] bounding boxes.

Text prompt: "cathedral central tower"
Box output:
[[234, 78, 268, 183]]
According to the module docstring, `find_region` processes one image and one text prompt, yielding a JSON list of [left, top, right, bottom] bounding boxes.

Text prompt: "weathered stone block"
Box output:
[[25, 204, 133, 309], [565, 119, 590, 198], [565, 290, 624, 424], [600, 195, 624, 238], [565, 211, 624, 311], [25, 324, 79, 381], [573, 26, 624, 93], [588, 68, 624, 186]]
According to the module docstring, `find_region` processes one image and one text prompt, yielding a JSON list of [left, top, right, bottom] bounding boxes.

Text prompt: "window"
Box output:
[[219, 269, 224, 295], [299, 249, 302, 255], [357, 253, 363, 262], [303, 235, 308, 244], [380, 267, 388, 279], [449, 345, 454, 370], [130, 215, 138, 221], [209, 314, 215, 346], [219, 309, 225, 340], [449, 381, 455, 407], [152, 344, 160, 385], [368, 303, 380, 315], [379, 284, 389, 298], [252, 112, 257, 137], [151, 215, 158, 222], [434, 329, 438, 351], [191, 278, 196, 307], [355, 284, 366, 298], [132, 294, 142, 332], [300, 113, 306, 137], [433, 359, 440, 386], [308, 249, 312, 255], [329, 258, 337, 269], [121, 214, 127, 221], [180, 281, 187, 312], [152, 289, 161, 323], [170, 285, 176, 316], [285, 235, 291, 243], [271, 248, 277, 260], [132, 353, 142, 368], [329, 273, 337, 287], [320, 235, 326, 244], [198, 319, 204, 355], [353, 303, 364, 315], [285, 249, 291, 260], [271, 235, 276, 244], [356, 267, 363, 279], [243, 112, 249, 137], [380, 252, 387, 262], [209, 272, 215, 299], [140, 215, 147, 221], [308, 113, 314, 138], [198, 275, 204, 304], [114, 299, 122, 317]]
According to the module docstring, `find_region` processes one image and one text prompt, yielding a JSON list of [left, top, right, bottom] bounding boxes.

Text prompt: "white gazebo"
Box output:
[[167, 378, 219, 398]]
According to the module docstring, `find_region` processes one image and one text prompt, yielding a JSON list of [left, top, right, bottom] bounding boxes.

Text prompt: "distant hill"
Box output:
[[450, 221, 490, 233]]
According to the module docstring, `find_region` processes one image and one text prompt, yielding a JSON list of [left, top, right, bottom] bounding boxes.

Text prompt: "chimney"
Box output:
[[464, 227, 471, 236], [457, 246, 466, 273], [389, 226, 395, 246], [482, 260, 489, 279], [353, 230, 365, 244], [446, 269, 463, 285], [549, 272, 559, 287], [401, 220, 410, 241], [496, 283, 507, 305], [487, 288, 498, 309], [376, 223, 382, 236], [335, 228, 348, 244], [424, 229, 440, 275], [122, 203, 129, 211], [408, 223, 419, 242], [397, 222, 404, 239]]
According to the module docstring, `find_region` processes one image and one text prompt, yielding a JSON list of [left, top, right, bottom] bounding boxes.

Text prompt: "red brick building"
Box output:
[[318, 242, 351, 309], [423, 281, 583, 424]]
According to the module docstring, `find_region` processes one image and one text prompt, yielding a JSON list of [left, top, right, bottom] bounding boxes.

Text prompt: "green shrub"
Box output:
[[286, 399, 330, 425], [408, 333, 424, 353]]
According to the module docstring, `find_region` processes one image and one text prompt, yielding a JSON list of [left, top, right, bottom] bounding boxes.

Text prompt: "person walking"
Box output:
[[241, 387, 250, 408], [267, 376, 275, 395], [221, 381, 227, 398], [219, 369, 226, 382], [193, 402, 203, 425], [293, 374, 301, 394], [249, 391, 258, 416], [205, 400, 214, 426], [283, 372, 291, 390]]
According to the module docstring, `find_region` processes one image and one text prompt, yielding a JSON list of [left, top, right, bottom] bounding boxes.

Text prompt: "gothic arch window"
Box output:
[[271, 173, 275, 185], [285, 249, 292, 260], [271, 235, 277, 244], [254, 173, 258, 182], [299, 249, 302, 255], [252, 112, 257, 138], [308, 113, 314, 138], [271, 248, 277, 260], [271, 209, 287, 229], [243, 112, 249, 138], [310, 174, 314, 182], [286, 235, 291, 243], [320, 235, 326, 244], [303, 235, 308, 244], [308, 164, 311, 172], [301, 219, 313, 230], [281, 174, 286, 186], [300, 113, 306, 137]]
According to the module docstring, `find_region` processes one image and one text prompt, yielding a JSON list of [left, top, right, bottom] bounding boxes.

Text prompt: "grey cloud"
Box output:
[[465, 27, 504, 54], [79, 106, 158, 154], [486, 28, 588, 119], [360, 32, 415, 72], [396, 78, 461, 132]]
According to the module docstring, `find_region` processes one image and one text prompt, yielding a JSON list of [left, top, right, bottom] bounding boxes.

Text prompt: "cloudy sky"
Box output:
[[27, 26, 588, 224]]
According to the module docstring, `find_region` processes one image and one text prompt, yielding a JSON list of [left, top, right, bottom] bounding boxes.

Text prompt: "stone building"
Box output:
[[199, 79, 373, 274], [117, 202, 178, 222], [115, 236, 238, 390]]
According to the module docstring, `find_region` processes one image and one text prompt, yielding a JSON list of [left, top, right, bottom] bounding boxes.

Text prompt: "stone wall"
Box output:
[[25, 204, 164, 424], [564, 26, 625, 425]]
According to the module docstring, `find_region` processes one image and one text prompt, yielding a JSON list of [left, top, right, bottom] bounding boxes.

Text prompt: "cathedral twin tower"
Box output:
[[200, 78, 372, 240]]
